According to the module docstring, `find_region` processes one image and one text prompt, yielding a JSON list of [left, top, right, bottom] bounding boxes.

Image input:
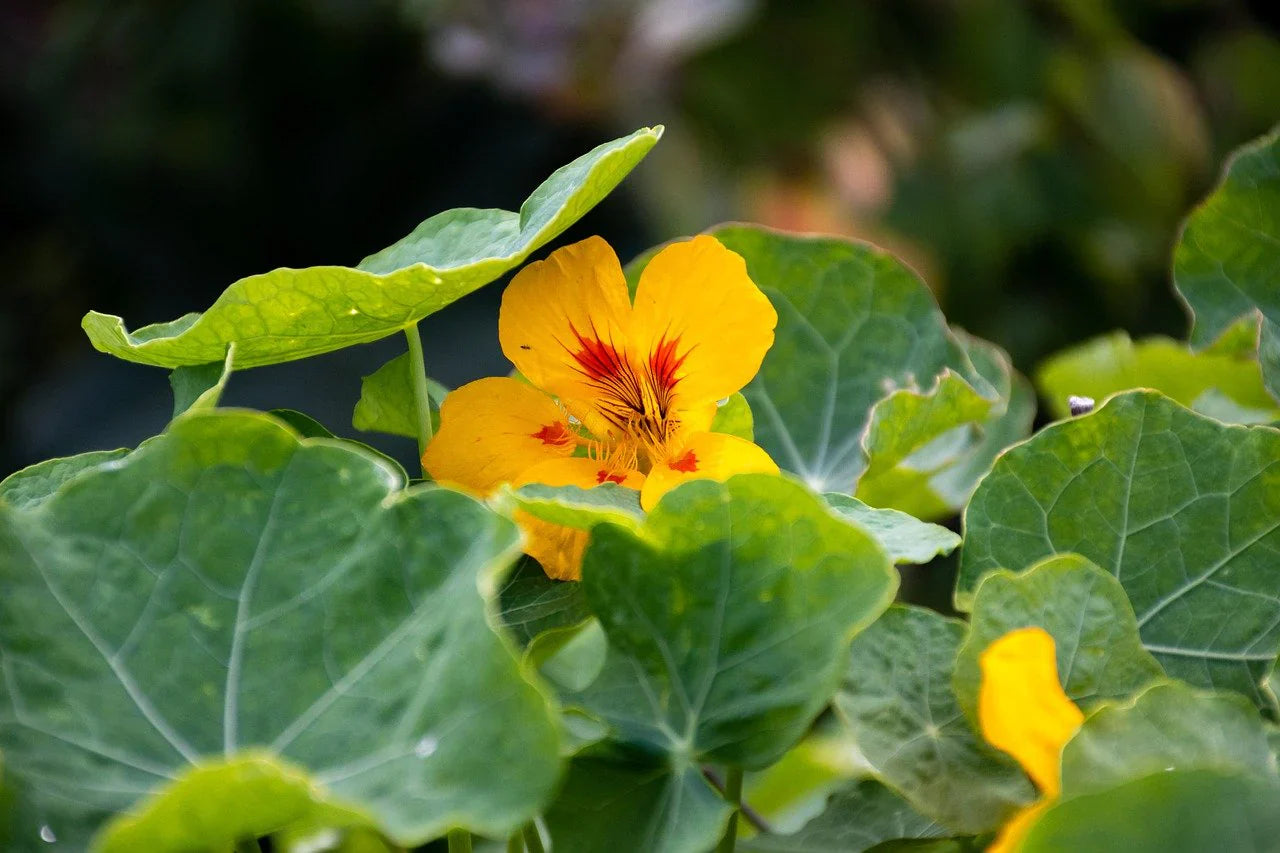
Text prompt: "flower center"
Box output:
[[568, 325, 688, 460]]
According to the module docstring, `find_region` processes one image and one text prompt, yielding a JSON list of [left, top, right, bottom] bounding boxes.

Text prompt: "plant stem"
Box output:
[[507, 831, 526, 853], [404, 322, 434, 466], [521, 821, 546, 853], [715, 766, 744, 853], [233, 838, 263, 853], [447, 828, 473, 853]]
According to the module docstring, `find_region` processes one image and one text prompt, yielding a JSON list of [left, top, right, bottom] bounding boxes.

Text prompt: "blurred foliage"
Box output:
[[421, 0, 1280, 365], [4, 0, 1279, 474]]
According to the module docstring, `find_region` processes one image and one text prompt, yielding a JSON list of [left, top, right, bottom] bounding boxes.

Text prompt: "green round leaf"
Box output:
[[0, 450, 131, 511], [83, 127, 662, 369], [543, 756, 731, 853], [836, 605, 1034, 834], [575, 473, 898, 769], [1060, 680, 1277, 798], [1020, 769, 1280, 853], [1173, 126, 1280, 350], [854, 372, 994, 519], [952, 554, 1164, 723], [707, 226, 993, 495], [0, 411, 561, 849], [959, 390, 1280, 707], [823, 494, 960, 565], [351, 352, 448, 439]]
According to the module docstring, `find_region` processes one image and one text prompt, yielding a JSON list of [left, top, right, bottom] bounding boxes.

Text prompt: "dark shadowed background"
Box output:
[[4, 0, 1279, 480]]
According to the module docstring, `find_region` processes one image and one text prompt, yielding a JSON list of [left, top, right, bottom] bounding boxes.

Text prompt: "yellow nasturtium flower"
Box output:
[[423, 235, 780, 580], [978, 627, 1084, 853]]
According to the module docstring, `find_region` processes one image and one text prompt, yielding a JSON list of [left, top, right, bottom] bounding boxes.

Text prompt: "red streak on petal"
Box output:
[[648, 335, 687, 397], [531, 422, 572, 446], [597, 470, 628, 485], [571, 328, 628, 381], [669, 450, 699, 473]]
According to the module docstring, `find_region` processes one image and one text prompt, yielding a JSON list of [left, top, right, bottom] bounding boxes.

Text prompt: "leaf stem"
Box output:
[[507, 831, 525, 853], [521, 821, 546, 853], [447, 828, 473, 853], [404, 322, 434, 467], [233, 838, 263, 853], [715, 766, 744, 853]]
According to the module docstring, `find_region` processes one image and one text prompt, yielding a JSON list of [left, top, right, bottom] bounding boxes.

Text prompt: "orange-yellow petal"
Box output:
[[639, 431, 779, 511], [987, 799, 1050, 853], [978, 627, 1083, 798], [422, 377, 575, 495], [631, 235, 777, 412], [499, 236, 635, 412], [513, 457, 644, 581]]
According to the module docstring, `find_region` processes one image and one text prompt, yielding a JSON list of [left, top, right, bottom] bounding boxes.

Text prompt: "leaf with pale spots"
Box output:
[[82, 127, 662, 369], [0, 410, 560, 850]]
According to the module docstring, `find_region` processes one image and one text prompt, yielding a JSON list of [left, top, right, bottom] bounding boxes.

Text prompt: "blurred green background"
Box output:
[[4, 0, 1278, 478]]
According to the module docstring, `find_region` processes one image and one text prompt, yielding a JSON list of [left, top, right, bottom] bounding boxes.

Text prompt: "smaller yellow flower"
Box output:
[[978, 627, 1084, 853], [423, 235, 780, 580]]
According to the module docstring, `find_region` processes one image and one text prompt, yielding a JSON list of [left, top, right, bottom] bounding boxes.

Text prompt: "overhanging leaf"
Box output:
[[0, 411, 561, 849], [823, 494, 960, 565], [959, 390, 1280, 707], [706, 226, 991, 495], [1035, 330, 1279, 423], [351, 352, 449, 439], [951, 554, 1164, 723], [573, 474, 898, 769], [835, 605, 1034, 834], [82, 127, 662, 369], [1059, 680, 1276, 798]]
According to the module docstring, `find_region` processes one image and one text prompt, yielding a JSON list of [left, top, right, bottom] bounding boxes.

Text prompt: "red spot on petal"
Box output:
[[597, 470, 628, 485], [531, 422, 572, 446], [669, 450, 699, 473]]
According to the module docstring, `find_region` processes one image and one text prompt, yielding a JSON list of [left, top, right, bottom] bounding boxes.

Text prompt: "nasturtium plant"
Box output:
[[6, 124, 1280, 852]]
